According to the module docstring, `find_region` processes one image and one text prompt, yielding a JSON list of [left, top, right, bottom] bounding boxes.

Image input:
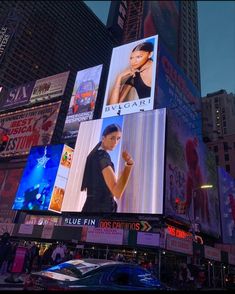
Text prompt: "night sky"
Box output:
[[84, 1, 235, 97]]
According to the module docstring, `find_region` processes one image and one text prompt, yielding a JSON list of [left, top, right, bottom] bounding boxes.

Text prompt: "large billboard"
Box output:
[[0, 10, 20, 65], [0, 81, 35, 110], [62, 108, 166, 214], [142, 1, 179, 60], [218, 167, 235, 244], [101, 35, 158, 118], [12, 144, 73, 212], [0, 168, 23, 223], [30, 71, 70, 103], [0, 101, 61, 157], [62, 65, 103, 141], [159, 44, 220, 236]]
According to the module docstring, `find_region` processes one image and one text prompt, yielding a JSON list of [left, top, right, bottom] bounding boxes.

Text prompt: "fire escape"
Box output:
[[122, 1, 143, 44]]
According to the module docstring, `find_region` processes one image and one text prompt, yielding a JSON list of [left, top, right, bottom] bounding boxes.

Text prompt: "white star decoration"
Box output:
[[37, 146, 50, 168]]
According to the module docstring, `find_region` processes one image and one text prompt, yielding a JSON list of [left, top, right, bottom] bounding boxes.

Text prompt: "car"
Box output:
[[24, 258, 169, 291]]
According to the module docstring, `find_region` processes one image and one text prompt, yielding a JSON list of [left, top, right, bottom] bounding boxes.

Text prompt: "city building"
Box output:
[[0, 0, 116, 141], [202, 89, 235, 177], [107, 0, 201, 91]]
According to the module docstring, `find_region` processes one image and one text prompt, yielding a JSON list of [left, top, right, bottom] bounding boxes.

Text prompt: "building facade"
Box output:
[[202, 89, 235, 177], [107, 0, 201, 91], [0, 0, 116, 142]]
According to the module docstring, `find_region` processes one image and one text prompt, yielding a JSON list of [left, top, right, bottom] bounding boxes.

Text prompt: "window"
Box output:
[[213, 146, 218, 152], [215, 156, 219, 165], [225, 154, 229, 161], [223, 142, 228, 151], [226, 165, 230, 173]]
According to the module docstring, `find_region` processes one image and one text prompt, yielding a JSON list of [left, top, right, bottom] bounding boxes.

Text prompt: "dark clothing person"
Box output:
[[81, 143, 117, 213], [125, 71, 151, 99], [0, 233, 12, 269]]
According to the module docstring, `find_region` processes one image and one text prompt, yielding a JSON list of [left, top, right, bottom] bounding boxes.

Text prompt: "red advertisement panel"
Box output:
[[0, 101, 61, 157]]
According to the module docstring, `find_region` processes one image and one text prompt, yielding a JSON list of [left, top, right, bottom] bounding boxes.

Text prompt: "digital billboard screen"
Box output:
[[12, 145, 64, 211], [30, 71, 70, 103], [142, 1, 179, 60], [62, 65, 103, 141], [0, 81, 35, 110], [0, 101, 61, 157], [101, 35, 158, 118], [160, 37, 221, 236], [62, 108, 166, 214], [218, 167, 235, 244]]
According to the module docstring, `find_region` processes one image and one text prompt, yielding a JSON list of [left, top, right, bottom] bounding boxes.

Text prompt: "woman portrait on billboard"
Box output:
[[81, 124, 134, 213], [108, 42, 154, 105]]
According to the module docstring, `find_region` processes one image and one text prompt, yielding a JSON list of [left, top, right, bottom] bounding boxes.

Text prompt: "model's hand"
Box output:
[[118, 68, 139, 80], [122, 151, 134, 166]]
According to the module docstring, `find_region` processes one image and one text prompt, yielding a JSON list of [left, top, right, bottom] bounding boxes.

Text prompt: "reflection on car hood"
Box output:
[[41, 271, 79, 281]]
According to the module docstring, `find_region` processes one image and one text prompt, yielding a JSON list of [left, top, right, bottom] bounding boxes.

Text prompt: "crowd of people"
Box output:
[[0, 232, 212, 289]]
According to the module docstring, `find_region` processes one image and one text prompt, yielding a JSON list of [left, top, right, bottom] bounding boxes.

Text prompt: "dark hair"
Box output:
[[132, 42, 154, 53], [102, 124, 122, 137]]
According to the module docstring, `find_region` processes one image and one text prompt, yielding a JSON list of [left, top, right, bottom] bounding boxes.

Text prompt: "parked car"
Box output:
[[24, 258, 169, 291]]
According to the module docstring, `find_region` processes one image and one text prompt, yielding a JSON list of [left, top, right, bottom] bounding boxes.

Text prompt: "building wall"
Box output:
[[178, 1, 201, 92], [0, 0, 117, 143], [202, 90, 235, 141], [106, 0, 201, 92], [206, 134, 235, 178]]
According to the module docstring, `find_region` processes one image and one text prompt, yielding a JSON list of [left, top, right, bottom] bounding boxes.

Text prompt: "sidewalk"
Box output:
[[0, 272, 29, 288]]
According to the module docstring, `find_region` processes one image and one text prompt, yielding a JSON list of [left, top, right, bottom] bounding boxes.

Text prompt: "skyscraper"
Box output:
[[0, 0, 116, 142], [107, 0, 201, 91], [202, 89, 235, 177]]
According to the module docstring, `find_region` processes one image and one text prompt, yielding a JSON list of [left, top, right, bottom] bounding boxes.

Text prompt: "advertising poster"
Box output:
[[0, 101, 61, 157], [159, 44, 220, 236], [62, 108, 166, 214], [49, 145, 74, 213], [81, 227, 124, 245], [0, 81, 35, 110], [142, 1, 179, 59], [101, 35, 158, 118], [0, 168, 23, 223], [218, 167, 235, 244], [0, 11, 20, 65], [30, 71, 70, 103], [11, 246, 28, 273], [12, 144, 64, 211], [62, 65, 103, 141]]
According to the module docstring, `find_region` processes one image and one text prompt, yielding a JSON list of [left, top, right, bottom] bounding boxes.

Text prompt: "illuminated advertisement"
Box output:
[[142, 1, 179, 59], [0, 11, 20, 65], [0, 168, 23, 223], [1, 81, 35, 110], [160, 43, 220, 236], [62, 65, 103, 141], [0, 101, 61, 157], [218, 167, 235, 244], [12, 144, 73, 212], [101, 35, 158, 118], [62, 108, 166, 214], [30, 71, 70, 103]]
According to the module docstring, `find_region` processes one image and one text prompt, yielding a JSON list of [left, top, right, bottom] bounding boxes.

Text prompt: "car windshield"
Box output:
[[47, 260, 101, 277]]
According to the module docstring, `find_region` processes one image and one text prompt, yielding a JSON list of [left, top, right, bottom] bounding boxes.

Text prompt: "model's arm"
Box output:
[[108, 69, 136, 105], [102, 151, 134, 199]]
